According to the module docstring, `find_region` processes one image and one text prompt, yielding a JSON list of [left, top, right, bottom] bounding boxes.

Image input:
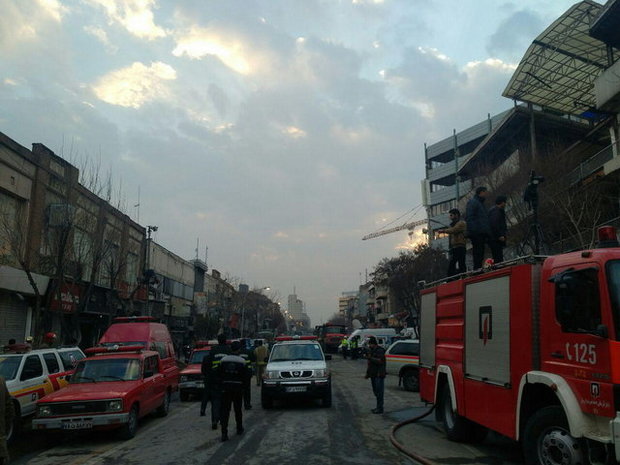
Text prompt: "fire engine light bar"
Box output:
[[85, 344, 146, 354]]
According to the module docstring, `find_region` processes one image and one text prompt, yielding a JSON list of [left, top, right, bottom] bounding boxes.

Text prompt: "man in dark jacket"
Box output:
[[1, 376, 15, 465], [365, 337, 386, 414], [465, 186, 491, 269], [238, 339, 254, 410], [442, 208, 467, 276], [201, 333, 230, 430], [488, 195, 508, 263], [218, 341, 250, 442]]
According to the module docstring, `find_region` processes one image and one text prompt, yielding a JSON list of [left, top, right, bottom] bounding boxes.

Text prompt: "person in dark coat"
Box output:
[[201, 333, 230, 430], [1, 376, 15, 465], [488, 195, 508, 263], [238, 339, 254, 410], [442, 208, 467, 276], [365, 337, 386, 414], [218, 341, 250, 442], [465, 186, 491, 269]]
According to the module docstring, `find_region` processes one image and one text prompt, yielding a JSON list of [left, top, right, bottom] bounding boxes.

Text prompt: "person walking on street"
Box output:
[[489, 195, 508, 264], [350, 336, 359, 360], [219, 341, 250, 442], [253, 340, 268, 386], [238, 339, 254, 409], [1, 376, 15, 465], [339, 337, 349, 360], [365, 336, 386, 414], [442, 208, 467, 276], [201, 333, 230, 430], [465, 186, 491, 270]]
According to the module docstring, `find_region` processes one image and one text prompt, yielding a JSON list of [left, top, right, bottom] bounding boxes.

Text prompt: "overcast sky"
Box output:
[[0, 0, 582, 324]]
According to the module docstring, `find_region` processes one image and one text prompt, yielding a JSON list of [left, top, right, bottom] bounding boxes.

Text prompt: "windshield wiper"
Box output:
[[73, 375, 96, 383], [99, 375, 125, 381]]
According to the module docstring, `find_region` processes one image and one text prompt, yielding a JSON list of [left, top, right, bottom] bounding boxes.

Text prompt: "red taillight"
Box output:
[[597, 226, 619, 248]]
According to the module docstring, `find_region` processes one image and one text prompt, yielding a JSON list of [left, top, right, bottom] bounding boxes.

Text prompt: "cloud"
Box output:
[[486, 10, 544, 62], [83, 25, 118, 54], [84, 0, 166, 40], [92, 61, 176, 108]]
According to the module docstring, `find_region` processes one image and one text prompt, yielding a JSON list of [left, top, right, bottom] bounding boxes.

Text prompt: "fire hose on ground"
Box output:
[[389, 405, 440, 465]]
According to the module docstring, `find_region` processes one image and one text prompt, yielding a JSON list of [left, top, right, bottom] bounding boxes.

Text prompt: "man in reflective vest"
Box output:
[[219, 341, 250, 442], [339, 337, 349, 360], [201, 333, 230, 429]]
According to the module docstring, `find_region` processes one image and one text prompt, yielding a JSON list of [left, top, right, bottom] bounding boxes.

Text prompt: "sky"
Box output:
[[0, 0, 584, 325]]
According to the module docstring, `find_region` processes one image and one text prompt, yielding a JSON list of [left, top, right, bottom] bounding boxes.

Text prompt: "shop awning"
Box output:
[[0, 265, 49, 295]]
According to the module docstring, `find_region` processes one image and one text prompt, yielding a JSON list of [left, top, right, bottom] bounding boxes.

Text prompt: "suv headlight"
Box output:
[[180, 375, 188, 383], [108, 399, 123, 412], [314, 369, 328, 378], [38, 405, 52, 417], [265, 370, 279, 379]]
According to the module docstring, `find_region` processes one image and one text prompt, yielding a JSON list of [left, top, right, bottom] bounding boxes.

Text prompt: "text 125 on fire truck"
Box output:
[[419, 226, 620, 465]]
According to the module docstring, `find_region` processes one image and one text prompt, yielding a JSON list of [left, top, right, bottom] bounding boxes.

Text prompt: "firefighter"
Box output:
[[253, 340, 268, 386], [201, 333, 230, 429], [350, 335, 359, 360], [238, 339, 254, 410], [218, 340, 250, 442], [339, 337, 349, 359]]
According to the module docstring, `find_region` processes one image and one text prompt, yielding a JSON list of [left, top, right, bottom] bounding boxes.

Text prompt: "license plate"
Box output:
[[285, 386, 307, 393], [62, 421, 93, 430]]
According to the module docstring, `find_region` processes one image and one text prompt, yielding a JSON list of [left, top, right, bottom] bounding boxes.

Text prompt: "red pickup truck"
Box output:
[[33, 345, 171, 439]]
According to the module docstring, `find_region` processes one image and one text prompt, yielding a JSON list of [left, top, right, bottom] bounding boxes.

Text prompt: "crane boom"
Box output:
[[362, 218, 428, 241]]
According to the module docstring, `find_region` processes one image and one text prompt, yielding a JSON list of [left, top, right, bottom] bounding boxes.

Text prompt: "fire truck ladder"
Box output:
[[362, 218, 429, 241]]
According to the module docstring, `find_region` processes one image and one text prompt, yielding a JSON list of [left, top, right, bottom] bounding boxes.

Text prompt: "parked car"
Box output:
[[33, 345, 171, 439], [0, 346, 85, 441], [385, 339, 420, 391], [179, 343, 212, 401]]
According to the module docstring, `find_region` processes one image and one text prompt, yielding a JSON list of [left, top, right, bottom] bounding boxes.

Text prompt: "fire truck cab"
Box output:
[[419, 227, 620, 465]]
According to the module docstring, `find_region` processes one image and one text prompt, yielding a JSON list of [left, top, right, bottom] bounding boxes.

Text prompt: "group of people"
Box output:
[[199, 335, 268, 442], [441, 186, 507, 276], [339, 335, 360, 359]]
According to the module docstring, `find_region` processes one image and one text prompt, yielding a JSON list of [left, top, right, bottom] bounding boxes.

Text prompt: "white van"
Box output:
[[348, 328, 396, 343]]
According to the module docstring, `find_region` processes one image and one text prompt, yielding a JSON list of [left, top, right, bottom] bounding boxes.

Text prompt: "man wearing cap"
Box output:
[[218, 340, 250, 442], [201, 333, 230, 429], [365, 336, 386, 414]]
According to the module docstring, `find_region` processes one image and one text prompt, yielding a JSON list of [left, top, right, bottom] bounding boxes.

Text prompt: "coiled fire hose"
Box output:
[[389, 405, 440, 465]]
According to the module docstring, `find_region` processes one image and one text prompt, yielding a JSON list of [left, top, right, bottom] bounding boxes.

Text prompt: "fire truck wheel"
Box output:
[[156, 390, 171, 417], [119, 405, 139, 440], [437, 385, 487, 443], [523, 406, 585, 465], [402, 369, 419, 392]]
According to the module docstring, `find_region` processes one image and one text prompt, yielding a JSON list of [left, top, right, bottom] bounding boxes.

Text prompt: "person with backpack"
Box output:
[[218, 340, 250, 442]]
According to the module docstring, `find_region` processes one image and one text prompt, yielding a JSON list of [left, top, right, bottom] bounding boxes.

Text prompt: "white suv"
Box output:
[[385, 339, 419, 391], [261, 337, 332, 408]]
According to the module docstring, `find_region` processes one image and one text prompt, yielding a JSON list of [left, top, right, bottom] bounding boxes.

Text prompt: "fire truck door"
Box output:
[[540, 265, 613, 417]]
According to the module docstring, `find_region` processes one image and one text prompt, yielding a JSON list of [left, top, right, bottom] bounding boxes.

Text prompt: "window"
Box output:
[[21, 355, 43, 380], [151, 342, 168, 360], [606, 260, 620, 341], [143, 356, 159, 378], [554, 268, 601, 333], [58, 350, 84, 370], [390, 342, 419, 356], [43, 353, 60, 374], [0, 191, 23, 262]]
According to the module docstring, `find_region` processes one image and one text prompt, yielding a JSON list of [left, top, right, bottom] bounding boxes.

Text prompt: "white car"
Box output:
[[385, 339, 420, 391], [261, 336, 332, 408]]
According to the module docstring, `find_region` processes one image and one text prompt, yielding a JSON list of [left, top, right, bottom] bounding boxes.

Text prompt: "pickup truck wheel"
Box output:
[[261, 391, 273, 409], [119, 405, 139, 440], [322, 388, 332, 408], [402, 369, 419, 392], [523, 406, 585, 465], [179, 391, 190, 402], [156, 390, 171, 417], [437, 385, 487, 443]]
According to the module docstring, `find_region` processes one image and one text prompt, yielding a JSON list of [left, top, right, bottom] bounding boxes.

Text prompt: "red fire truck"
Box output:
[[314, 323, 347, 353], [419, 226, 620, 465]]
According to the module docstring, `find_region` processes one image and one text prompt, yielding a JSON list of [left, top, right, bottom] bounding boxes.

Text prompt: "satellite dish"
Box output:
[[352, 319, 363, 329]]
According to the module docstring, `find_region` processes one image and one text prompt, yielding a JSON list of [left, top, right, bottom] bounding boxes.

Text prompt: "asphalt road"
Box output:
[[9, 357, 525, 465]]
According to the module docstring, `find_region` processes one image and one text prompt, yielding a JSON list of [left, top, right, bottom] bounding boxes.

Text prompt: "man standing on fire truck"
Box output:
[[365, 336, 386, 414], [466, 186, 491, 270]]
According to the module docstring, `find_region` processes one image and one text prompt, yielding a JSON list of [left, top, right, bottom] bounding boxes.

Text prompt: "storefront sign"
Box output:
[[49, 283, 82, 313]]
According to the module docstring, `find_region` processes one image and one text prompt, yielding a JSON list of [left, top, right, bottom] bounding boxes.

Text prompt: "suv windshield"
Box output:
[[72, 358, 141, 383], [270, 344, 323, 362], [0, 355, 22, 380], [189, 350, 210, 364]]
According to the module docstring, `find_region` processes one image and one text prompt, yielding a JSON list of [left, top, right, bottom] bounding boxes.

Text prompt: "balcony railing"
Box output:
[[567, 144, 614, 186]]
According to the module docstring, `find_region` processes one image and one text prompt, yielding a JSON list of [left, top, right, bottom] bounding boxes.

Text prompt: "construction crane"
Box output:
[[362, 218, 429, 241]]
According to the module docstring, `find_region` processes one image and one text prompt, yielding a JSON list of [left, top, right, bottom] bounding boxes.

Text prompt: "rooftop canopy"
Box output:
[[503, 0, 617, 117]]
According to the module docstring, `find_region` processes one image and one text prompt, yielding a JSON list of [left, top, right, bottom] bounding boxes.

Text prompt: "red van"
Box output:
[[98, 317, 179, 394]]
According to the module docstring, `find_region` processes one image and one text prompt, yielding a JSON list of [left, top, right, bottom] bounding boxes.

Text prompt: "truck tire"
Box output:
[[523, 405, 586, 465], [119, 405, 139, 440], [402, 369, 419, 392], [156, 390, 171, 417], [261, 391, 273, 409], [7, 400, 20, 444], [437, 385, 487, 443]]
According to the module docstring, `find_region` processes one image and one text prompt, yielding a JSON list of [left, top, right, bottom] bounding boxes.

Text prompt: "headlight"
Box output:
[[180, 376, 188, 383], [265, 370, 279, 379], [108, 399, 123, 412], [314, 369, 328, 378], [38, 405, 52, 417]]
